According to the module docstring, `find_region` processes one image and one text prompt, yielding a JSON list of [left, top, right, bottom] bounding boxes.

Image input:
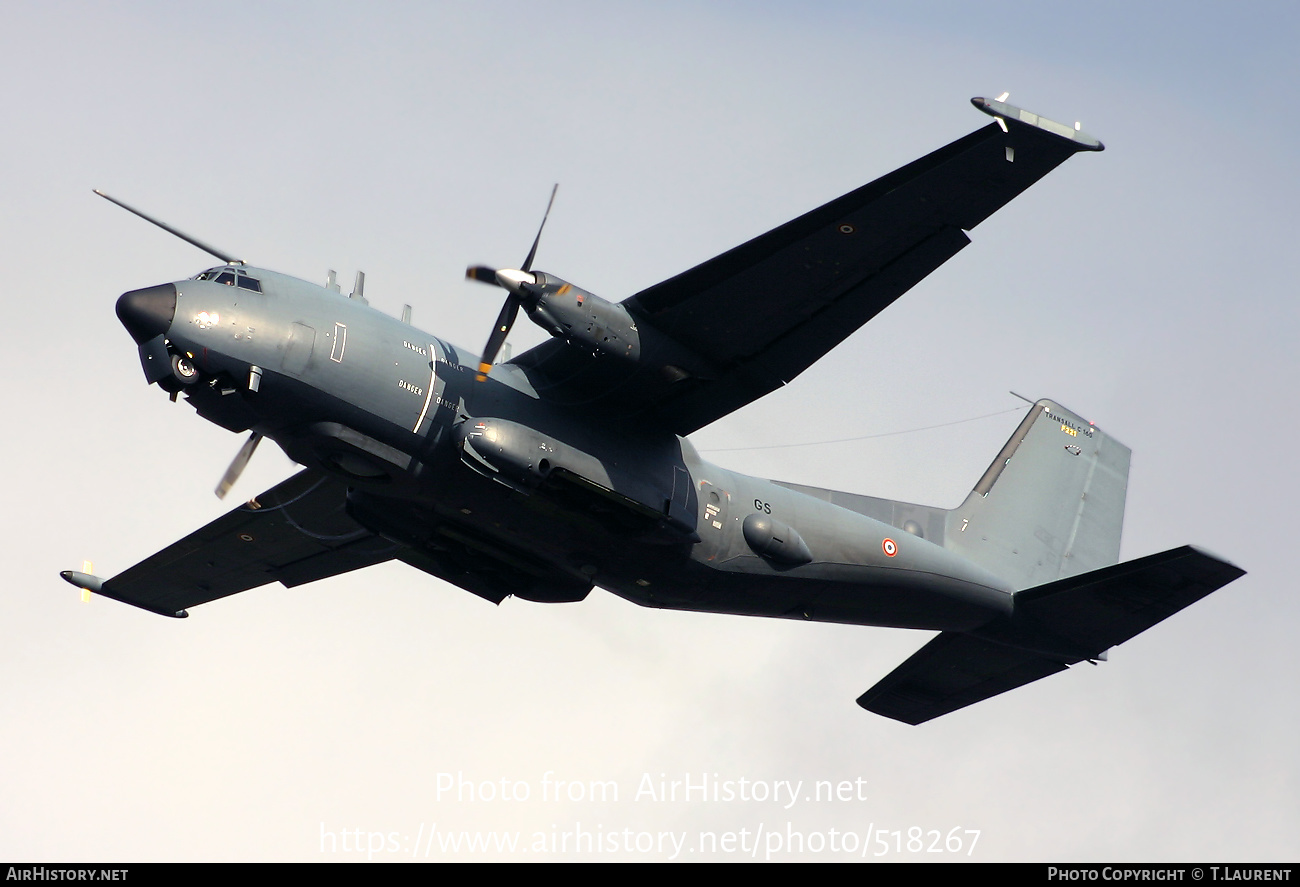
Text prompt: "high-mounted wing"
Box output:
[[64, 470, 399, 617], [512, 97, 1103, 435]]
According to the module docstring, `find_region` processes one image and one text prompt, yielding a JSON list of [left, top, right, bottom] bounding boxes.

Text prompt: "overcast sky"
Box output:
[[3, 1, 1296, 861]]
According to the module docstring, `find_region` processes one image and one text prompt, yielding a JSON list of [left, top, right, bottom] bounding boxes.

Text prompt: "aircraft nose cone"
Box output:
[[116, 283, 177, 344]]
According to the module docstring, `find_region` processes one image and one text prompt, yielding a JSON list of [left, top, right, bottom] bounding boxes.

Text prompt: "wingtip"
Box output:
[[972, 95, 1105, 151], [60, 570, 105, 594]]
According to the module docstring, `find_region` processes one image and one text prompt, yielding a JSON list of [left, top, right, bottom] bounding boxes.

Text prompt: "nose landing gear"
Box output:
[[170, 354, 200, 384]]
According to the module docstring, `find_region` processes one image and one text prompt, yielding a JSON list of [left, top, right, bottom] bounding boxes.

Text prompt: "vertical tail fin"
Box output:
[[944, 399, 1130, 590], [787, 396, 1245, 723]]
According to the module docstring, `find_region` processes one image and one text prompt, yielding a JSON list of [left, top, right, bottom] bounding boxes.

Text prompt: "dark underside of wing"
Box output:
[[97, 470, 399, 617], [858, 546, 1245, 724], [513, 112, 1092, 435]]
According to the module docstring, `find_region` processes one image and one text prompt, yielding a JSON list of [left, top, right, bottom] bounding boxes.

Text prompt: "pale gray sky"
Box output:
[[4, 1, 1296, 861]]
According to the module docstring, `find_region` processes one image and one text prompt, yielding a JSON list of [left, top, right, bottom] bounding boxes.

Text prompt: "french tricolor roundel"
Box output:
[[882, 538, 898, 557]]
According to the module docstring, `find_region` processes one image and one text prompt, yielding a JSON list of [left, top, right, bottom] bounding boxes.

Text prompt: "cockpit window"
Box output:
[[195, 266, 261, 292]]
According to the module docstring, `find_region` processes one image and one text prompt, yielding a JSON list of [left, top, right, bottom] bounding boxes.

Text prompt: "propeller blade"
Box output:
[[215, 432, 263, 499], [476, 296, 521, 381], [467, 184, 557, 381], [521, 183, 558, 273], [466, 265, 500, 285], [94, 190, 243, 265]]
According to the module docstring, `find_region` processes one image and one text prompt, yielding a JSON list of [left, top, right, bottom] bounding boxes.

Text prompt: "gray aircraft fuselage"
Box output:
[[124, 263, 1012, 632], [85, 99, 1246, 724]]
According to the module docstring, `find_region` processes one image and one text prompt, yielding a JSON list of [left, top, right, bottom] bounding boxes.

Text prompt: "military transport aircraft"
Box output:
[[62, 96, 1244, 724]]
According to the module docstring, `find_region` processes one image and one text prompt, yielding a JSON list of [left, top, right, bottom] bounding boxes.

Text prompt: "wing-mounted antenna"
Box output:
[[465, 184, 558, 381], [93, 190, 244, 264]]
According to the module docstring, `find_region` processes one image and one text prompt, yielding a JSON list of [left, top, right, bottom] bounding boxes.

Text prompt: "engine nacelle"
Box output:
[[458, 417, 603, 491], [456, 417, 699, 543], [524, 272, 641, 362]]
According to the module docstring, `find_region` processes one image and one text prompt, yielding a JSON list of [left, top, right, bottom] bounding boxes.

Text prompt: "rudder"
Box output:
[[945, 399, 1130, 590]]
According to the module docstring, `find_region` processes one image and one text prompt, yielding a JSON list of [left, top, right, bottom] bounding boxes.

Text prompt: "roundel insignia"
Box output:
[[882, 538, 898, 557]]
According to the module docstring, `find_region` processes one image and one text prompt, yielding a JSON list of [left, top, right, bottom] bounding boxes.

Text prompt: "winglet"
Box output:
[[971, 97, 1104, 151]]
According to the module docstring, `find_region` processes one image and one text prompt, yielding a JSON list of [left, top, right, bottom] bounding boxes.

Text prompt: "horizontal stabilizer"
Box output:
[[1002, 544, 1246, 657], [857, 631, 1068, 725], [858, 546, 1245, 724]]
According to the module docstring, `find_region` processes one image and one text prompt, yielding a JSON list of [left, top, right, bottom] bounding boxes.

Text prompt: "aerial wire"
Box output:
[[702, 403, 1024, 452]]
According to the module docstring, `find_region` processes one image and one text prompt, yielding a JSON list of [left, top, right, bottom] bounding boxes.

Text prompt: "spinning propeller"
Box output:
[[465, 184, 557, 381], [215, 431, 263, 500], [94, 189, 262, 501], [99, 184, 563, 501]]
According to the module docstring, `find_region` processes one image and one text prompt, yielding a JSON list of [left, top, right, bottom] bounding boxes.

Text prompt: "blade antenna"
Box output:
[[93, 190, 243, 265]]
